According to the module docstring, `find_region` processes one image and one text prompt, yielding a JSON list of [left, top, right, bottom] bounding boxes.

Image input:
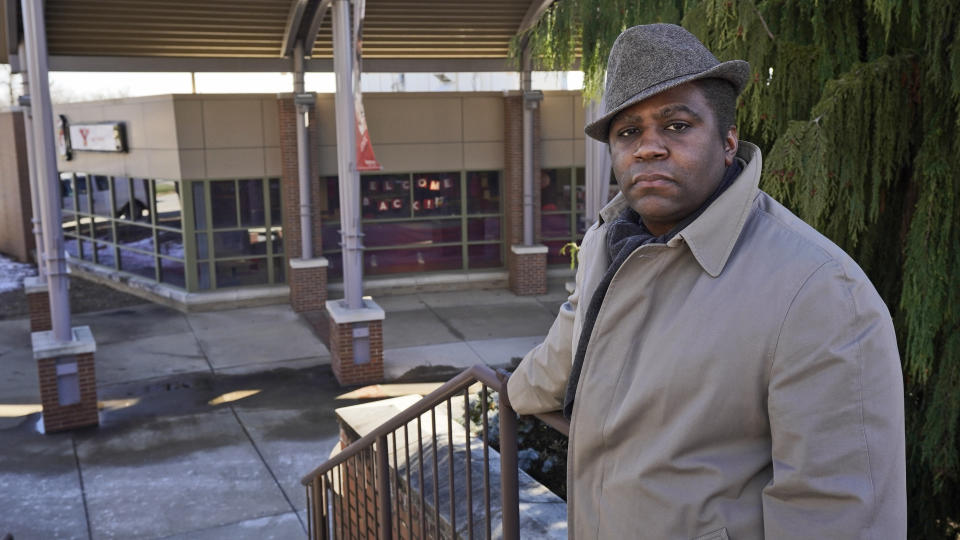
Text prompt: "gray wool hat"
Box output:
[[584, 23, 751, 142]]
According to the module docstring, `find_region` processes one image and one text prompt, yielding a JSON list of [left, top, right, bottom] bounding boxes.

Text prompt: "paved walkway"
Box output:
[[0, 283, 568, 539]]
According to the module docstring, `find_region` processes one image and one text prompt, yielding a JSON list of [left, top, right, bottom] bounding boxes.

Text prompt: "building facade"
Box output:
[[50, 90, 591, 310]]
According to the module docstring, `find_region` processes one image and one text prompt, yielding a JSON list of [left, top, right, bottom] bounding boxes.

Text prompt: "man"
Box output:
[[507, 24, 906, 539]]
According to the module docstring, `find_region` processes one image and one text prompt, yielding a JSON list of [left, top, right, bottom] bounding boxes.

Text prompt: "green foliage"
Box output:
[[514, 0, 960, 536]]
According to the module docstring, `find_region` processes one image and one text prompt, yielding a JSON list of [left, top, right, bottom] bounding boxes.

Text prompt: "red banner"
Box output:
[[353, 0, 381, 171]]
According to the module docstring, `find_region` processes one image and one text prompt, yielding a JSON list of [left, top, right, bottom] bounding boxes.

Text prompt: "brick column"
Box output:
[[289, 257, 329, 312], [278, 95, 327, 311], [32, 326, 98, 433], [504, 92, 547, 296], [24, 275, 51, 332], [509, 244, 548, 295], [326, 299, 385, 386]]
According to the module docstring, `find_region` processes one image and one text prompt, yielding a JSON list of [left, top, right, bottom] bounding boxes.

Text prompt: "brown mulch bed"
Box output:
[[0, 275, 147, 321]]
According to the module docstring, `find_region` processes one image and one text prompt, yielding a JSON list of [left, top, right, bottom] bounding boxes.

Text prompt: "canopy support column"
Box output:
[[22, 0, 70, 342]]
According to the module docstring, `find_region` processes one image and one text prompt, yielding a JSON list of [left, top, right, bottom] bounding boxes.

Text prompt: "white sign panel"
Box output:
[[68, 122, 127, 152]]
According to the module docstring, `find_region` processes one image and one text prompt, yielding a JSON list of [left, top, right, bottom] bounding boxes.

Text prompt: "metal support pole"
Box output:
[[332, 0, 363, 309], [17, 43, 45, 277], [521, 46, 534, 246], [22, 0, 71, 342], [294, 40, 313, 260]]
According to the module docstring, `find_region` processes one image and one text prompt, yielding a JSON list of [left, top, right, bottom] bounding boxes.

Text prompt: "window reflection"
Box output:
[[467, 171, 500, 214], [412, 172, 460, 217], [211, 180, 237, 228], [361, 175, 410, 219], [155, 179, 182, 229]]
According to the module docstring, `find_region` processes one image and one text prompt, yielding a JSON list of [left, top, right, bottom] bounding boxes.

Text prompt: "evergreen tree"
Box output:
[[513, 1, 960, 536]]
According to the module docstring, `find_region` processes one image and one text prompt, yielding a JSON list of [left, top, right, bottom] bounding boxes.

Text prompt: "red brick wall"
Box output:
[[509, 251, 547, 296], [27, 289, 51, 332], [278, 97, 324, 261], [330, 318, 384, 386], [290, 265, 328, 312], [38, 352, 99, 432], [504, 94, 546, 296]]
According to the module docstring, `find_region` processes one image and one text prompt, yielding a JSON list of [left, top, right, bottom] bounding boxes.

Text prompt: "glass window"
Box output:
[[126, 178, 152, 223], [159, 258, 186, 288], [323, 170, 505, 279], [540, 167, 587, 266], [210, 180, 237, 228], [269, 178, 282, 226], [363, 220, 461, 248], [361, 175, 410, 219], [467, 217, 500, 242], [412, 172, 460, 217], [365, 245, 462, 275], [117, 222, 154, 252], [65, 237, 80, 258], [238, 179, 265, 227], [320, 176, 341, 222], [468, 244, 502, 269], [273, 257, 285, 283], [76, 174, 90, 214], [466, 171, 500, 214], [118, 248, 155, 279], [214, 230, 267, 257], [91, 175, 112, 217], [59, 173, 75, 212], [196, 262, 211, 290], [80, 239, 94, 262], [93, 219, 114, 242], [215, 258, 269, 287], [195, 233, 209, 260], [192, 182, 207, 231], [157, 230, 184, 259], [270, 228, 283, 254], [155, 179, 182, 230], [94, 242, 116, 268]]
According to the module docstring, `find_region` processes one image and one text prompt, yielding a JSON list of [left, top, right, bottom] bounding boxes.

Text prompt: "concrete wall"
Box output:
[[0, 109, 34, 262], [315, 92, 508, 176], [540, 91, 586, 169], [54, 94, 282, 180], [52, 91, 585, 181]]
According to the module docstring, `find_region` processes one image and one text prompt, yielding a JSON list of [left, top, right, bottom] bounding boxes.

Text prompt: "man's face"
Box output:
[[608, 83, 738, 236]]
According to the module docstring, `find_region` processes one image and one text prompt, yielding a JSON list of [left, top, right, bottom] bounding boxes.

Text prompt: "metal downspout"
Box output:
[[22, 0, 71, 342], [17, 43, 44, 277], [294, 40, 313, 260], [521, 47, 534, 246]]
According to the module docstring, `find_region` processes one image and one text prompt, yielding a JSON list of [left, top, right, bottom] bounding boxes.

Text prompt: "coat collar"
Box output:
[[596, 141, 762, 277]]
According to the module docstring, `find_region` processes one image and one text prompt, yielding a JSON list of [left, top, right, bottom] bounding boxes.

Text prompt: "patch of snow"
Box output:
[[0, 252, 38, 293]]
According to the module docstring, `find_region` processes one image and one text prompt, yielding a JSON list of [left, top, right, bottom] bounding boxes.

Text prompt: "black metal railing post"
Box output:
[[377, 435, 393, 540], [497, 377, 520, 540]]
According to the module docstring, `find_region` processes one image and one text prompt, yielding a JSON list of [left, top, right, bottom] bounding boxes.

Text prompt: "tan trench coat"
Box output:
[[507, 143, 906, 539]]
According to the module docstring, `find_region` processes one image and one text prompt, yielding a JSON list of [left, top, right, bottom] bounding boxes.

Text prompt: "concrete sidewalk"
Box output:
[[0, 282, 568, 539]]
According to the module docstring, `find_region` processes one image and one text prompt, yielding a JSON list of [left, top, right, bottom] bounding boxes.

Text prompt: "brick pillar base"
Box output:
[[289, 257, 329, 312], [326, 299, 385, 386], [509, 244, 548, 296], [32, 326, 99, 433], [24, 276, 51, 332]]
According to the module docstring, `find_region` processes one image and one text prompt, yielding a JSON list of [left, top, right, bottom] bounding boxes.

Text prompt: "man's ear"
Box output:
[[723, 125, 739, 166]]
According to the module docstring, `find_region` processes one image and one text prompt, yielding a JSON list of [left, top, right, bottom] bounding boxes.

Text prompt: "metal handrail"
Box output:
[[301, 364, 569, 540]]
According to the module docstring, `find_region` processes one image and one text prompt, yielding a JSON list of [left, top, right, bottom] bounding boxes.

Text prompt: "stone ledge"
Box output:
[[32, 326, 97, 360], [23, 275, 48, 294], [289, 257, 329, 269], [325, 298, 385, 324], [510, 244, 549, 255]]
